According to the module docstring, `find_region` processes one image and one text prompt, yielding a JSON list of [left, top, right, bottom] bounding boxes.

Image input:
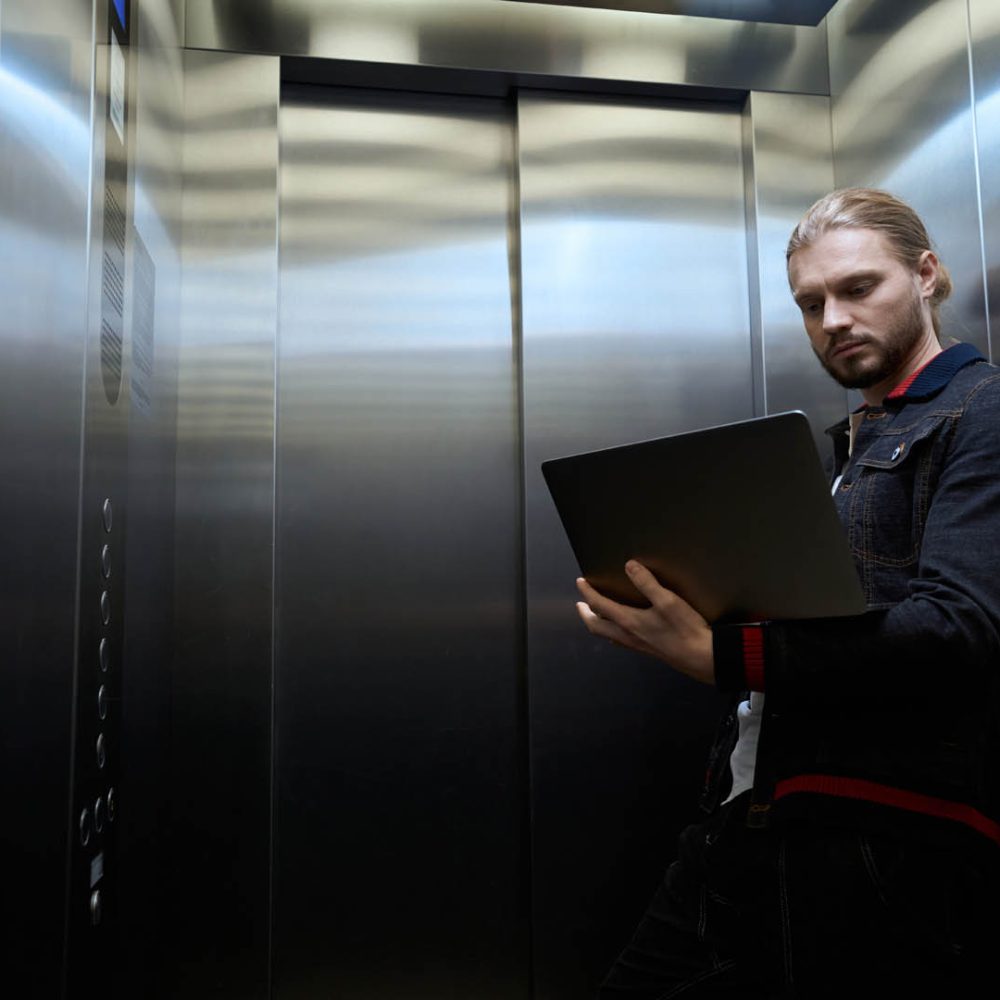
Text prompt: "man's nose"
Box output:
[[823, 297, 852, 333]]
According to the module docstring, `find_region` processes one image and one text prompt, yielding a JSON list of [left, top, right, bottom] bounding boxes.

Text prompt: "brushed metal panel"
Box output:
[[118, 1, 184, 995], [828, 0, 988, 354], [0, 1, 94, 992], [275, 87, 526, 999], [970, 0, 1000, 357], [743, 91, 846, 446], [174, 49, 279, 1000], [518, 92, 752, 997], [185, 0, 830, 96]]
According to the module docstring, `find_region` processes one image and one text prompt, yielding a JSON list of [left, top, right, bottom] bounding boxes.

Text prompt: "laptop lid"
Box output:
[[541, 411, 865, 623]]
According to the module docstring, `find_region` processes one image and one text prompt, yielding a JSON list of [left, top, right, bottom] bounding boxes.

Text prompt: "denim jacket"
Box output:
[[703, 342, 1000, 851]]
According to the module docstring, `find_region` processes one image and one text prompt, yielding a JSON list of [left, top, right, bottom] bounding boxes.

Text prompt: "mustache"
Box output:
[[828, 336, 870, 359]]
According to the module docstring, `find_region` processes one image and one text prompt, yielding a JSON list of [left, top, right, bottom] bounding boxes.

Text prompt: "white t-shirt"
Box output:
[[724, 691, 765, 801]]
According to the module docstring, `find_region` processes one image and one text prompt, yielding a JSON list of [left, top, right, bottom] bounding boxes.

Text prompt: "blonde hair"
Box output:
[[786, 188, 953, 337]]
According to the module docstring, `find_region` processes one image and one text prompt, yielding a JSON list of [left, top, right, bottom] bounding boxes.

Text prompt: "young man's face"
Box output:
[[787, 227, 937, 391]]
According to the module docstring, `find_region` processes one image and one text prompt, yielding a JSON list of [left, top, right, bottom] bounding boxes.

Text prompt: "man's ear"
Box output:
[[917, 249, 939, 299]]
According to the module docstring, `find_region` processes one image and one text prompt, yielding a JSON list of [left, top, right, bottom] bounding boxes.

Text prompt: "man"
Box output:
[[576, 189, 1000, 997]]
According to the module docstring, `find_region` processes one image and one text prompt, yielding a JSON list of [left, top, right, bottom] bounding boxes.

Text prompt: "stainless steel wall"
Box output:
[[119, 0, 185, 993], [0, 1, 95, 993], [971, 0, 1000, 346], [517, 92, 753, 996], [827, 0, 990, 355], [173, 49, 280, 999], [274, 86, 526, 1000], [743, 91, 846, 446]]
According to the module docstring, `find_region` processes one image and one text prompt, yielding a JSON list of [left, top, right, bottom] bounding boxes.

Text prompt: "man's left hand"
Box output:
[[575, 560, 715, 685]]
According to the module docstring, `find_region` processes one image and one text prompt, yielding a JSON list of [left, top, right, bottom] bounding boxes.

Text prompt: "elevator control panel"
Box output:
[[66, 2, 132, 994]]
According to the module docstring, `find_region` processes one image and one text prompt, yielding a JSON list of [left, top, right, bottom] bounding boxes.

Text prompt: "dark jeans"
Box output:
[[599, 794, 998, 999]]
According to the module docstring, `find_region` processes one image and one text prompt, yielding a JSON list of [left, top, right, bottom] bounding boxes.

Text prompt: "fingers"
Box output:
[[623, 560, 669, 605], [577, 563, 673, 622], [576, 602, 653, 655], [626, 560, 706, 628], [575, 577, 657, 657], [575, 576, 636, 628], [576, 600, 622, 638], [574, 564, 714, 683], [575, 564, 692, 658]]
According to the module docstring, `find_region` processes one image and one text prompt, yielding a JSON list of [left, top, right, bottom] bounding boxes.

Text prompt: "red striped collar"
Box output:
[[885, 358, 935, 399], [885, 342, 983, 401]]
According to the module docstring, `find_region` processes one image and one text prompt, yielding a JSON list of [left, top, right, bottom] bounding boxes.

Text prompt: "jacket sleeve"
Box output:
[[713, 374, 1000, 705]]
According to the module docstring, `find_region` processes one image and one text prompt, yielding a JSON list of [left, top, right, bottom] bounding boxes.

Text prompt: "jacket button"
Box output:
[[891, 442, 905, 461]]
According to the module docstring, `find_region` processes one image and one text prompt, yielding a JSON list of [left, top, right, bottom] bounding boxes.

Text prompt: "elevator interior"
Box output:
[[3, 1, 1000, 998]]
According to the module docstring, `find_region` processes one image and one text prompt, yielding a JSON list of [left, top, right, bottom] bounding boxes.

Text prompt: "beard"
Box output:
[[814, 290, 927, 390]]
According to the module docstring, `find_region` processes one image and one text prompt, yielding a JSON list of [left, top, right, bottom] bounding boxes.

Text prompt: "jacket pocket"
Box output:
[[852, 414, 950, 566]]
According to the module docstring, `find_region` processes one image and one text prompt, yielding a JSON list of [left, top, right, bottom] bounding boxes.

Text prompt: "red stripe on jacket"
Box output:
[[774, 774, 1000, 847], [741, 626, 765, 691]]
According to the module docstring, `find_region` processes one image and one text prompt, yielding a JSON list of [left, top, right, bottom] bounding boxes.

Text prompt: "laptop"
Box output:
[[541, 411, 865, 623]]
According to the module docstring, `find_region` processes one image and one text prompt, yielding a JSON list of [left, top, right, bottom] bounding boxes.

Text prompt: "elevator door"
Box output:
[[518, 93, 754, 996], [275, 87, 526, 999], [275, 85, 753, 999]]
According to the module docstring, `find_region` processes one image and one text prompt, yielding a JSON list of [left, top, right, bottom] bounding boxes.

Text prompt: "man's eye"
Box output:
[[802, 302, 822, 315], [850, 284, 870, 296]]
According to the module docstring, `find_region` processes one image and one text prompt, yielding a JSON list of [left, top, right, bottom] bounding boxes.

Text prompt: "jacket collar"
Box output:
[[824, 341, 986, 443], [884, 341, 984, 402]]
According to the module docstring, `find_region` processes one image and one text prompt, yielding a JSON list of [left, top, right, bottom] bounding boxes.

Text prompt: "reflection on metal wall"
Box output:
[[0, 1, 94, 992], [185, 0, 829, 96], [174, 49, 279, 1000], [971, 0, 1000, 352], [275, 87, 526, 999], [743, 90, 845, 445], [517, 92, 752, 997], [827, 0, 989, 354]]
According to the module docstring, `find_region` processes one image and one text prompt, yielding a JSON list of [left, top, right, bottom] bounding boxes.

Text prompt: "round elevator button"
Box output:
[[90, 890, 102, 926], [100, 591, 111, 626], [94, 796, 106, 834], [102, 499, 113, 533], [79, 808, 92, 847], [96, 733, 107, 770], [97, 684, 108, 720], [107, 787, 116, 822], [100, 544, 111, 580], [99, 637, 110, 672]]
